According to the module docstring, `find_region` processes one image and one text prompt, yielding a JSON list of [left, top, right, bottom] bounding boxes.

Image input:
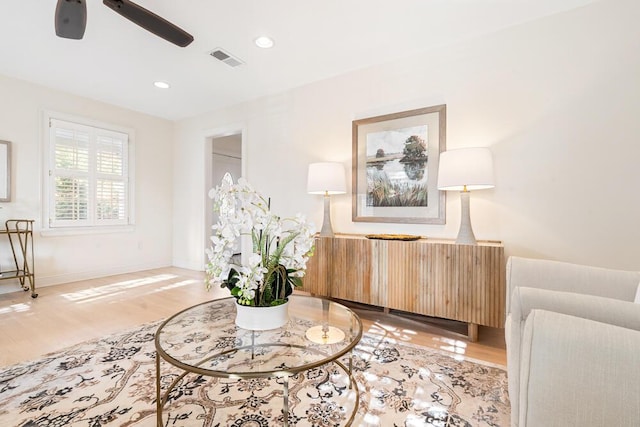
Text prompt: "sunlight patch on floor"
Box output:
[[363, 319, 474, 359], [434, 336, 468, 356], [0, 303, 30, 314], [79, 291, 126, 304], [61, 274, 179, 302], [438, 344, 467, 355], [362, 413, 380, 425], [365, 321, 421, 344], [362, 323, 398, 346], [149, 279, 199, 292]]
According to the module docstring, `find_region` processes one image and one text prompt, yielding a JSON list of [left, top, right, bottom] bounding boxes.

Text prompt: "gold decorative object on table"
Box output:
[[365, 234, 421, 241]]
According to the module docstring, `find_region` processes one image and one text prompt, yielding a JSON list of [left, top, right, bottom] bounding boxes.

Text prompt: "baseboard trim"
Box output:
[[172, 258, 205, 271]]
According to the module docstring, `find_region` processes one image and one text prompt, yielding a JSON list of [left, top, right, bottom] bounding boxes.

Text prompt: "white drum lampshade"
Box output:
[[307, 162, 346, 236], [437, 148, 495, 245]]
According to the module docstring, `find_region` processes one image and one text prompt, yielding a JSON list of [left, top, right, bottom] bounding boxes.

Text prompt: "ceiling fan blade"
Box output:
[[55, 0, 87, 40], [102, 0, 194, 47]]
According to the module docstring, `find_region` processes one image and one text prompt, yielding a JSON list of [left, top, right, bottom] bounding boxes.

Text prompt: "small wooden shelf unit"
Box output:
[[301, 234, 505, 341]]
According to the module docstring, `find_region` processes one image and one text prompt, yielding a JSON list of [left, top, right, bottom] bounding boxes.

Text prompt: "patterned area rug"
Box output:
[[0, 320, 509, 426]]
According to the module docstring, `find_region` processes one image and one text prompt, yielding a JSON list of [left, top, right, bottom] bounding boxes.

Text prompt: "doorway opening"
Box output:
[[204, 132, 243, 268]]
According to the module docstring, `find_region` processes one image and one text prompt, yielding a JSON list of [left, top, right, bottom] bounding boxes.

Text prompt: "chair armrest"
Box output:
[[506, 256, 639, 313], [519, 310, 640, 426], [512, 286, 640, 332]]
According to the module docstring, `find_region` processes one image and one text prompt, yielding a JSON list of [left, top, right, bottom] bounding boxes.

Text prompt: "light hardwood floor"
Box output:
[[0, 267, 506, 368]]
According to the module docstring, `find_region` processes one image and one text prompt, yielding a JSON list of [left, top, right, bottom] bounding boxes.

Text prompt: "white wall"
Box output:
[[174, 0, 640, 272], [0, 75, 174, 292]]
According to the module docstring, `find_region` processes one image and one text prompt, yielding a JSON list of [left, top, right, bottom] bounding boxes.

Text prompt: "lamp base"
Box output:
[[305, 325, 345, 344], [456, 190, 477, 245], [319, 194, 334, 237]]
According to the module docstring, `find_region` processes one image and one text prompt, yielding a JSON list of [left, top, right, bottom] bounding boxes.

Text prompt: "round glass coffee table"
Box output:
[[154, 295, 363, 426]]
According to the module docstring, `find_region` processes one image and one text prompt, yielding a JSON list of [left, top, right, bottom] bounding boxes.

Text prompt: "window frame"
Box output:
[[42, 111, 136, 235]]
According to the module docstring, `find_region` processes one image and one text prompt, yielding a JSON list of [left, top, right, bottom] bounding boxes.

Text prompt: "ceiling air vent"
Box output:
[[209, 48, 244, 68]]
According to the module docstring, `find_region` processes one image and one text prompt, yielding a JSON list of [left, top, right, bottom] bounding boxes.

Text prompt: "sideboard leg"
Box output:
[[467, 323, 478, 342]]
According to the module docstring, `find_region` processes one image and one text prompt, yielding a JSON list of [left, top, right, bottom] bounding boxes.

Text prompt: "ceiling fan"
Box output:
[[55, 0, 194, 47]]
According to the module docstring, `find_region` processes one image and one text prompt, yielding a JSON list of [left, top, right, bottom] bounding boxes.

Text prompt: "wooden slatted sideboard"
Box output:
[[301, 234, 505, 341]]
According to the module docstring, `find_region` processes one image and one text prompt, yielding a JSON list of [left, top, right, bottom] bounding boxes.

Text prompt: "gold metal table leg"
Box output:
[[156, 352, 162, 427]]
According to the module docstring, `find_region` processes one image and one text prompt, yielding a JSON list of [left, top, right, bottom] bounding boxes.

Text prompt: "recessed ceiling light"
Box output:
[[154, 81, 170, 89], [254, 36, 274, 49]]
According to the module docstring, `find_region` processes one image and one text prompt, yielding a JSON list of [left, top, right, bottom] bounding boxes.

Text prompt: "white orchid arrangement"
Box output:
[[205, 174, 316, 307]]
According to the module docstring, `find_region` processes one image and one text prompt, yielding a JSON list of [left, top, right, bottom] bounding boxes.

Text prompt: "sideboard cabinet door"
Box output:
[[301, 235, 505, 330]]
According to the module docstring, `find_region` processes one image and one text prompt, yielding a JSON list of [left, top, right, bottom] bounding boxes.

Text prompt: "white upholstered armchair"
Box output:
[[505, 256, 640, 427]]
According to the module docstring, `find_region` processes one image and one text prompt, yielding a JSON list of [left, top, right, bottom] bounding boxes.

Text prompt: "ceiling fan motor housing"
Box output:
[[55, 0, 87, 40]]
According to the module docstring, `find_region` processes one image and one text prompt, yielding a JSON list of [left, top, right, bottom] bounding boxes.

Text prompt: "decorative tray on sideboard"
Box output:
[[364, 234, 421, 241]]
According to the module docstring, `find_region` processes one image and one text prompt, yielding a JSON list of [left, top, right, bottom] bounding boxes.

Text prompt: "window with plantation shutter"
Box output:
[[45, 116, 133, 230]]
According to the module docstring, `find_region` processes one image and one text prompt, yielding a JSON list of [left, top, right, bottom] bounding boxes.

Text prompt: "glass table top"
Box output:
[[155, 295, 363, 377]]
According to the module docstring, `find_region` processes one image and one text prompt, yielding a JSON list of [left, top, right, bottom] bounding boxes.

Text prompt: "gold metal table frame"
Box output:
[[154, 295, 363, 426], [0, 219, 36, 298]]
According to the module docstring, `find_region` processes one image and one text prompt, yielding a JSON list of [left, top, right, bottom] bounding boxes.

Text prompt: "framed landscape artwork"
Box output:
[[352, 105, 446, 224], [0, 140, 10, 202]]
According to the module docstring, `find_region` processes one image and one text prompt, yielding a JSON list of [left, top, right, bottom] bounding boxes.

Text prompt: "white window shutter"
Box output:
[[48, 118, 130, 228]]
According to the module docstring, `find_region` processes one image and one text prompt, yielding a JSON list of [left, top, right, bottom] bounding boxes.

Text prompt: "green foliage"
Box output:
[[222, 262, 301, 307], [402, 135, 427, 161]]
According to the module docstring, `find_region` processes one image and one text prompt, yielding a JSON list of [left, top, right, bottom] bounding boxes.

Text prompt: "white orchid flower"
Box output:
[[205, 176, 317, 302]]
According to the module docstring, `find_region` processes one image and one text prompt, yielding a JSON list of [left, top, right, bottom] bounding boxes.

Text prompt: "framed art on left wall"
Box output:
[[352, 105, 446, 224], [0, 140, 10, 202]]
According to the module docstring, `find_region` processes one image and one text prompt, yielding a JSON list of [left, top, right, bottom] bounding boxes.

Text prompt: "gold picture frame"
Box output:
[[0, 140, 11, 202], [352, 105, 446, 224]]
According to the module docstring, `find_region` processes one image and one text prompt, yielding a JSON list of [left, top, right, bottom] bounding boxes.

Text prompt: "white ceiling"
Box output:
[[0, 0, 597, 121]]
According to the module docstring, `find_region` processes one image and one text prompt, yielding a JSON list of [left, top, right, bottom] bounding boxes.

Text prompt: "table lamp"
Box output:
[[437, 147, 495, 245], [307, 162, 346, 237]]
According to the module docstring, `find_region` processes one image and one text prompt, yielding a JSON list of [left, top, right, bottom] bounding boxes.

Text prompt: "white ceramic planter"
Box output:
[[235, 300, 290, 330]]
